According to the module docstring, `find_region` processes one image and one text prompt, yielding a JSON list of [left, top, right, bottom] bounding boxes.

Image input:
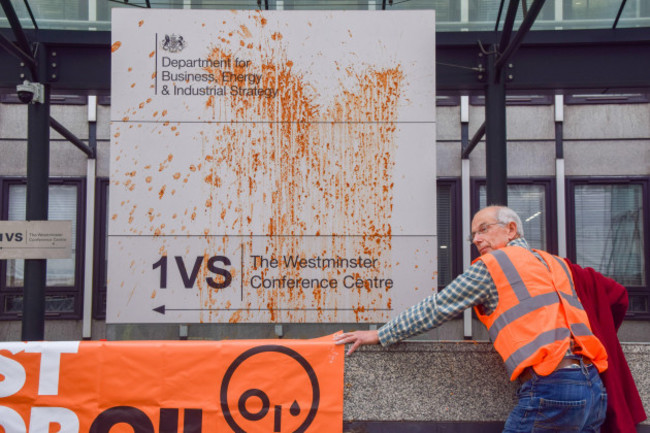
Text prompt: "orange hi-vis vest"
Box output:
[[474, 246, 608, 381]]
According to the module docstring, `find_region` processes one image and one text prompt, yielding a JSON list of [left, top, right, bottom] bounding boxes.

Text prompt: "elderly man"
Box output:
[[335, 205, 609, 432]]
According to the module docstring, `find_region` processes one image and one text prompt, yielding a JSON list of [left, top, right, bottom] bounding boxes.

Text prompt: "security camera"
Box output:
[[16, 80, 44, 104]]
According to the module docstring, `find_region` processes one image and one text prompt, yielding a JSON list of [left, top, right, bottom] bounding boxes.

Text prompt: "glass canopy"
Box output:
[[1, 0, 649, 32]]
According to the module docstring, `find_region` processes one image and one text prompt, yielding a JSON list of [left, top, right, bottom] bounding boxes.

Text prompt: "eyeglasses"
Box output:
[[467, 222, 504, 242]]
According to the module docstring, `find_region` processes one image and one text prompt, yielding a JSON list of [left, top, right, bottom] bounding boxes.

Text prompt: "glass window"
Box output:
[[437, 180, 459, 288], [478, 183, 549, 251], [6, 184, 78, 287], [573, 184, 645, 287], [2, 180, 82, 317], [281, 0, 367, 10], [565, 0, 622, 21], [468, 0, 554, 30], [8, 0, 86, 23], [389, 0, 460, 21]]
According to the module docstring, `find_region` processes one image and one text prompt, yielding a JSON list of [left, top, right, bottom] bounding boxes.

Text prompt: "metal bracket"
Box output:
[[19, 61, 29, 81], [506, 62, 515, 82], [48, 50, 58, 82], [477, 52, 486, 82], [179, 324, 188, 340], [18, 49, 58, 83]]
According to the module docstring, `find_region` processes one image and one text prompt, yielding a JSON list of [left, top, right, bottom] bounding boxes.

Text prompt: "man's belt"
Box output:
[[518, 356, 593, 383]]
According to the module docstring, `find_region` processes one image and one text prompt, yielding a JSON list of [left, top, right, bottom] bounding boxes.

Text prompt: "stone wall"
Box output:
[[343, 341, 649, 427]]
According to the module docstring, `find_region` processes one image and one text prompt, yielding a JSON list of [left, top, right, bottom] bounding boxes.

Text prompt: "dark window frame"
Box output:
[[0, 177, 86, 320], [469, 94, 554, 106], [437, 178, 463, 289], [566, 176, 650, 320], [565, 93, 649, 105], [93, 177, 109, 319], [436, 93, 460, 107], [0, 93, 88, 105], [470, 177, 558, 258]]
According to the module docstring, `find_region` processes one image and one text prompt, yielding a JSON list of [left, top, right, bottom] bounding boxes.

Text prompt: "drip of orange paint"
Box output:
[[173, 18, 407, 320]]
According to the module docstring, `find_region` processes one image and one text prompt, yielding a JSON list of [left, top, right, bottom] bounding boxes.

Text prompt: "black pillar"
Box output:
[[484, 46, 508, 206], [22, 44, 50, 341]]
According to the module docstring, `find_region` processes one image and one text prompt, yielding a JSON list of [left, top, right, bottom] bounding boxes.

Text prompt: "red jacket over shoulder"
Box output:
[[566, 260, 647, 433]]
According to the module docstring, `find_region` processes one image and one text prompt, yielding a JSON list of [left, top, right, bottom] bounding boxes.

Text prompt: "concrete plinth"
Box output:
[[343, 341, 649, 429]]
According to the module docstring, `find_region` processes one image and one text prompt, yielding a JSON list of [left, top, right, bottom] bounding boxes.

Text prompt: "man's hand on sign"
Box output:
[[334, 330, 379, 356]]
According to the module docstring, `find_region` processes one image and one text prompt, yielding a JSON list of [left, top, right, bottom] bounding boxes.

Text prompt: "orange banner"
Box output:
[[0, 335, 343, 433]]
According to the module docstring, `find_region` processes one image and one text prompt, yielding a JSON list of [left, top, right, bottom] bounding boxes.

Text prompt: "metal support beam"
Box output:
[[494, 0, 506, 32], [462, 157, 472, 339], [495, 0, 547, 72], [554, 94, 566, 257], [479, 0, 545, 207], [613, 0, 629, 29], [484, 46, 508, 206], [22, 44, 50, 341], [1, 28, 648, 93], [462, 122, 485, 159], [82, 95, 98, 339], [83, 158, 96, 339], [22, 0, 38, 29], [0, 0, 35, 79], [460, 94, 473, 340], [498, 0, 520, 49], [50, 116, 95, 158], [0, 32, 35, 69]]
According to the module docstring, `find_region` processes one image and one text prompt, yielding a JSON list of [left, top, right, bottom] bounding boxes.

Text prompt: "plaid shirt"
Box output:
[[378, 237, 532, 346]]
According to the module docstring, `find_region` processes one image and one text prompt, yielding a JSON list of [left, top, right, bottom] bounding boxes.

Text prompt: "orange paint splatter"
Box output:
[[239, 25, 253, 38], [111, 41, 122, 52]]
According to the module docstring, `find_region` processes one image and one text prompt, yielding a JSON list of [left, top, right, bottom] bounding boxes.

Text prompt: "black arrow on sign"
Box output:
[[152, 305, 392, 314], [153, 305, 236, 314]]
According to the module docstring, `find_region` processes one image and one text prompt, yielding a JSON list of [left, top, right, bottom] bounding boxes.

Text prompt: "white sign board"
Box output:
[[0, 221, 72, 259], [109, 10, 436, 323]]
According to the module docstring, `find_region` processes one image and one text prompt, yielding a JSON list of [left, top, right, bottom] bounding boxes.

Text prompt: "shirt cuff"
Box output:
[[377, 322, 399, 347]]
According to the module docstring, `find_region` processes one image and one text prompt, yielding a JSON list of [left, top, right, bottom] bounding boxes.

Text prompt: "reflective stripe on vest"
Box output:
[[486, 291, 559, 342], [491, 250, 530, 301], [547, 253, 585, 310], [571, 322, 593, 336], [504, 327, 571, 376]]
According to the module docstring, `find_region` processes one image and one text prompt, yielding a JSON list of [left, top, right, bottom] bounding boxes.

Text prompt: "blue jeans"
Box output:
[[503, 360, 607, 432]]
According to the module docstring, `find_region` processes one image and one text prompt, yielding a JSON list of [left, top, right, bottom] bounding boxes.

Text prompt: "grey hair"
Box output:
[[494, 206, 524, 238]]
